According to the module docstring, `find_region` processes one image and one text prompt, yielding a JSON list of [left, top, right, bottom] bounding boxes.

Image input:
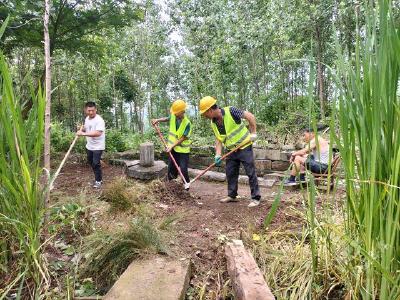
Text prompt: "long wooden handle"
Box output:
[[50, 125, 83, 190], [190, 141, 251, 184], [152, 123, 188, 185]]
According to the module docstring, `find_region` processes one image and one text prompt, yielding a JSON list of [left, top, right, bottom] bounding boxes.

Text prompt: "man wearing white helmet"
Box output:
[[152, 99, 192, 184]]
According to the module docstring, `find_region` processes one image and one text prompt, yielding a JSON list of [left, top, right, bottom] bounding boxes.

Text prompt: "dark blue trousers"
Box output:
[[225, 145, 261, 200]]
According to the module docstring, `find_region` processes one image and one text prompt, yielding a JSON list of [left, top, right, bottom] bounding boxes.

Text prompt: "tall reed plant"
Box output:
[[332, 0, 400, 298], [0, 18, 48, 297]]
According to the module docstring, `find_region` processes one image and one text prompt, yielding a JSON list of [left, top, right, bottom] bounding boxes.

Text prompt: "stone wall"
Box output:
[[110, 145, 294, 175]]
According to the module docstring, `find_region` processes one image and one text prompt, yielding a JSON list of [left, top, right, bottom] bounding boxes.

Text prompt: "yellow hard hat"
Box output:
[[199, 96, 217, 114], [170, 99, 187, 115]]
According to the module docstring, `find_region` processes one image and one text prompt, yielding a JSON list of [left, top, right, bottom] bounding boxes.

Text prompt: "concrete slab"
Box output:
[[225, 240, 275, 300], [104, 257, 191, 300], [188, 169, 275, 187], [126, 160, 167, 180]]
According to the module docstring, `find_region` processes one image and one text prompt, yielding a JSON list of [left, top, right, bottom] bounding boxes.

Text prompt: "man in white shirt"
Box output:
[[77, 101, 106, 188]]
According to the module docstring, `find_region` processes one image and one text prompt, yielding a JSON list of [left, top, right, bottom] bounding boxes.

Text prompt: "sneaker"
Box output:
[[248, 200, 260, 207], [220, 196, 239, 203], [93, 181, 102, 188], [283, 179, 297, 186], [298, 174, 307, 182]]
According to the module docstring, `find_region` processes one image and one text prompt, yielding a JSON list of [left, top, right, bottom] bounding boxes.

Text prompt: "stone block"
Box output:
[[265, 149, 282, 161], [295, 142, 305, 150], [104, 257, 191, 300], [280, 151, 292, 162], [281, 144, 295, 151], [109, 158, 127, 166], [271, 161, 290, 171], [266, 143, 279, 149], [225, 240, 275, 300], [253, 148, 268, 160], [113, 150, 139, 160], [140, 142, 154, 167], [255, 160, 272, 173]]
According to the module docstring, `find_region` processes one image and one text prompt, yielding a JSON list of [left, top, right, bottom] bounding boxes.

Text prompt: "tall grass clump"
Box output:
[[0, 19, 48, 297], [80, 216, 167, 290], [332, 0, 400, 298]]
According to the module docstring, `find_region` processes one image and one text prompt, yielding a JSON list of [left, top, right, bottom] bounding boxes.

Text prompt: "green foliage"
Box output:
[[0, 49, 47, 296], [106, 129, 128, 153], [51, 122, 75, 152], [48, 202, 89, 238], [0, 0, 144, 55]]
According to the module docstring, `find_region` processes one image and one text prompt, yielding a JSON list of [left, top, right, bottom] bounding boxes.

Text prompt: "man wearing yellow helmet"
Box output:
[[151, 99, 192, 184], [199, 96, 261, 207]]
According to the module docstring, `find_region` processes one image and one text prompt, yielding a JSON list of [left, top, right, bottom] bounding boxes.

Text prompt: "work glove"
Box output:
[[214, 155, 222, 167], [250, 133, 258, 142]]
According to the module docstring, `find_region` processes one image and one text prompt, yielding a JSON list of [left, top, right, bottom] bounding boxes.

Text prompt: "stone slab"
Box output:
[[225, 240, 275, 300], [126, 160, 167, 180], [104, 257, 191, 300], [264, 172, 286, 181]]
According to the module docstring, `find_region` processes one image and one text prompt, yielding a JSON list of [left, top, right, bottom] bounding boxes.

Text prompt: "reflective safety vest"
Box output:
[[211, 107, 251, 150], [168, 114, 192, 153]]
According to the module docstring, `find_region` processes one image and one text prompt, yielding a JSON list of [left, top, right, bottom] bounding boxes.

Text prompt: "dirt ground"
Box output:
[[51, 157, 312, 298]]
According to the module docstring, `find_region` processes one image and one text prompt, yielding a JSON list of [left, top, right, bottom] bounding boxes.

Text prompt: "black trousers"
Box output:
[[226, 145, 261, 200], [86, 149, 103, 182], [168, 150, 190, 183]]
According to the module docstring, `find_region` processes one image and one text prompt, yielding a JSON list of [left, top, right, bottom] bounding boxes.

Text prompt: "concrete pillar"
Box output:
[[140, 142, 154, 167]]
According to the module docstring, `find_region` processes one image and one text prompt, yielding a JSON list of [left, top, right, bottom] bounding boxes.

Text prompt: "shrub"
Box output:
[[106, 129, 127, 153], [51, 121, 75, 153], [100, 178, 135, 212]]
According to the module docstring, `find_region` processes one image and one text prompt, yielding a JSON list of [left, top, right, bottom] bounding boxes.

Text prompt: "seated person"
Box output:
[[284, 127, 330, 184]]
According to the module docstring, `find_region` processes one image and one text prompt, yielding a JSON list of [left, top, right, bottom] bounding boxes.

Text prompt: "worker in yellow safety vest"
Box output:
[[152, 99, 192, 184], [199, 96, 261, 207]]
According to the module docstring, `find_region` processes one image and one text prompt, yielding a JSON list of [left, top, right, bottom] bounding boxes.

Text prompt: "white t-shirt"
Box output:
[[84, 115, 105, 151], [308, 136, 330, 164]]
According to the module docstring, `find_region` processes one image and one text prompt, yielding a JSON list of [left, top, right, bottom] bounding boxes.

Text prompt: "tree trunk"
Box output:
[[44, 0, 51, 205], [112, 71, 118, 128], [316, 25, 325, 118]]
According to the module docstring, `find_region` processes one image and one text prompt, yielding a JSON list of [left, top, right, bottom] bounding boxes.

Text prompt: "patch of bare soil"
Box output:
[[52, 158, 315, 299]]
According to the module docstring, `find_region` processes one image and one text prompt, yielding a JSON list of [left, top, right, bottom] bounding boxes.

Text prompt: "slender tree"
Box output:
[[44, 0, 51, 204]]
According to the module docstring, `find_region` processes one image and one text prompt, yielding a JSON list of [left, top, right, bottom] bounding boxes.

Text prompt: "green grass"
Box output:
[[331, 0, 400, 298], [258, 1, 399, 298]]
